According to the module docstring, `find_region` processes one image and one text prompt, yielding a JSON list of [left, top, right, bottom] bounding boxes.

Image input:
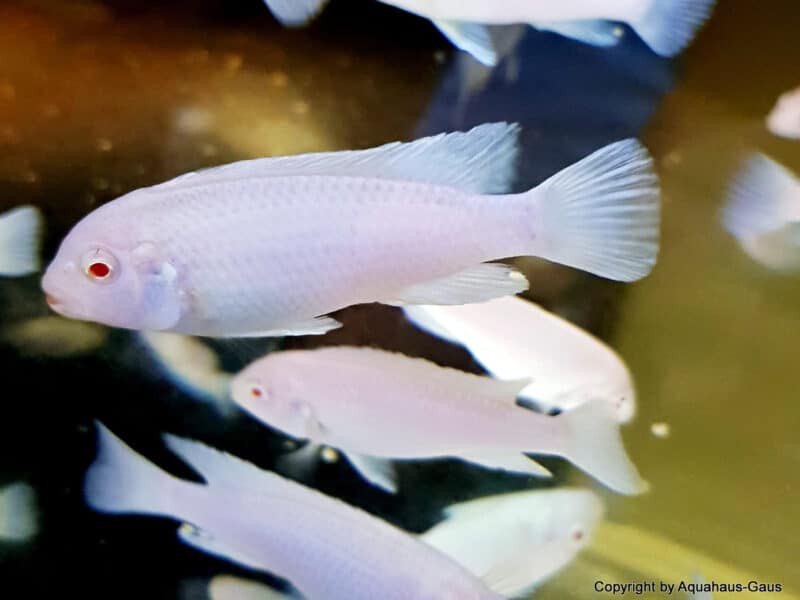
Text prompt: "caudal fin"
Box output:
[[560, 400, 648, 495], [631, 0, 716, 57], [0, 205, 42, 276], [262, 0, 330, 27], [0, 482, 38, 542], [722, 153, 800, 241], [84, 422, 185, 517], [530, 139, 660, 282]]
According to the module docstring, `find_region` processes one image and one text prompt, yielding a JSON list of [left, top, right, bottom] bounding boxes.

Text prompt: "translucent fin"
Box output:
[[84, 423, 184, 517], [275, 442, 323, 480], [386, 263, 528, 305], [0, 482, 38, 541], [481, 552, 544, 597], [178, 523, 265, 572], [560, 400, 648, 495], [223, 316, 342, 338], [401, 305, 459, 344], [343, 452, 397, 493], [432, 20, 497, 67], [631, 0, 717, 57], [261, 0, 329, 27], [722, 153, 800, 240], [153, 123, 520, 195], [459, 452, 552, 478], [531, 138, 660, 281], [533, 19, 622, 47], [0, 205, 42, 276]]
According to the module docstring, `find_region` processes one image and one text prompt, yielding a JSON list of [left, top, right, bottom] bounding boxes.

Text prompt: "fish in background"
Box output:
[[180, 575, 291, 600], [138, 331, 235, 416], [404, 296, 636, 422], [0, 481, 38, 543], [180, 488, 603, 599], [1, 315, 108, 358], [42, 123, 660, 337], [231, 346, 647, 495], [722, 153, 800, 271], [766, 85, 800, 140], [0, 205, 42, 277], [261, 0, 716, 65], [85, 424, 506, 599]]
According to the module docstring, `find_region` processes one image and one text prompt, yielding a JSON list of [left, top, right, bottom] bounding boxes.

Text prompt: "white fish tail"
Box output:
[[722, 153, 799, 240], [0, 205, 42, 276], [262, 0, 330, 27], [560, 400, 648, 495], [84, 422, 187, 517], [630, 0, 716, 57], [0, 482, 38, 541], [526, 138, 660, 282]]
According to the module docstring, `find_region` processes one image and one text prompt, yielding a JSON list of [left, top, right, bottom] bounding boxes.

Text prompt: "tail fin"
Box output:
[[0, 205, 42, 276], [530, 139, 660, 281], [0, 482, 38, 541], [84, 422, 186, 517], [261, 0, 330, 27], [630, 0, 716, 57], [722, 153, 799, 241], [560, 400, 648, 495]]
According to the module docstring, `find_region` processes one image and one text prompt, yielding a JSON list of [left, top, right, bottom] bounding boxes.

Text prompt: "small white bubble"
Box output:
[[650, 422, 670, 438], [320, 447, 339, 463]]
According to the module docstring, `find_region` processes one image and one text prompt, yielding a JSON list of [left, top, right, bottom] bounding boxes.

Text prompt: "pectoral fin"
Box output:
[[432, 20, 497, 66]]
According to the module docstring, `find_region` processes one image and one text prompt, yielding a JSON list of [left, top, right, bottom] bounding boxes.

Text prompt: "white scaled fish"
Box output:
[[766, 85, 800, 140], [421, 489, 604, 597], [42, 124, 659, 338], [262, 0, 716, 64], [722, 153, 800, 271], [0, 481, 38, 542], [231, 346, 647, 495], [85, 424, 503, 600], [404, 296, 636, 422], [0, 205, 42, 276]]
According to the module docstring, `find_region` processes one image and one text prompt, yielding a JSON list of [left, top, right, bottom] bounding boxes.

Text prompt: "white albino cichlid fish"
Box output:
[[421, 488, 604, 597], [262, 0, 716, 65], [41, 123, 659, 338], [722, 153, 800, 271], [84, 424, 503, 600], [404, 296, 636, 422], [0, 481, 38, 542], [0, 205, 42, 277], [230, 346, 647, 495], [766, 85, 800, 140]]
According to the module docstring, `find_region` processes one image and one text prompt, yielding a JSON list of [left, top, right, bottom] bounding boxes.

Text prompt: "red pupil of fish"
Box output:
[[88, 262, 110, 278], [573, 530, 584, 541], [251, 387, 263, 397]]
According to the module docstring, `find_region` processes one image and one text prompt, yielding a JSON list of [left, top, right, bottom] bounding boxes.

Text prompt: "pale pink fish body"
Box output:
[[766, 85, 800, 140], [404, 296, 636, 422], [85, 424, 501, 600], [232, 346, 646, 495], [42, 123, 659, 337]]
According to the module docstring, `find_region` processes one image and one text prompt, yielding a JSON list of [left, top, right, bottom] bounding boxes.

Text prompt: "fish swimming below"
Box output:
[[404, 296, 637, 422], [84, 423, 505, 599], [231, 346, 647, 495], [0, 205, 42, 277], [262, 0, 717, 65], [42, 122, 659, 338], [0, 481, 38, 543], [722, 153, 800, 271]]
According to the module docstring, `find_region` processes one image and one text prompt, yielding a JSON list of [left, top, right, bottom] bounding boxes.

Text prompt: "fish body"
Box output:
[[232, 346, 646, 494], [43, 124, 659, 337], [404, 296, 636, 422], [0, 205, 42, 276], [422, 488, 604, 596], [85, 424, 501, 600], [263, 0, 716, 64], [722, 153, 800, 271], [766, 85, 800, 140], [0, 481, 38, 542]]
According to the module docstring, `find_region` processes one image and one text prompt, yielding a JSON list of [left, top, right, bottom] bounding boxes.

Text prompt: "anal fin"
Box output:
[[532, 19, 623, 47], [224, 316, 342, 338], [432, 20, 497, 66], [459, 453, 552, 478]]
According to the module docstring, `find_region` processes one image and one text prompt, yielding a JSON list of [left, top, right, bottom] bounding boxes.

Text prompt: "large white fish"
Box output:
[[85, 424, 503, 600], [0, 481, 38, 542], [42, 123, 659, 338], [722, 153, 800, 271], [231, 346, 646, 494], [262, 0, 716, 64], [404, 296, 636, 422], [0, 205, 42, 276], [766, 85, 800, 140], [421, 488, 604, 597]]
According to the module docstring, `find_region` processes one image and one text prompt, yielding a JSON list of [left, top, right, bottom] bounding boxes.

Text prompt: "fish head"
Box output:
[[42, 214, 183, 331], [230, 352, 310, 439]]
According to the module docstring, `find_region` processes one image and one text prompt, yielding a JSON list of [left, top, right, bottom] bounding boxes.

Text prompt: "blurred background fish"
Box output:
[[0, 206, 41, 277], [766, 85, 800, 140], [0, 481, 38, 543]]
